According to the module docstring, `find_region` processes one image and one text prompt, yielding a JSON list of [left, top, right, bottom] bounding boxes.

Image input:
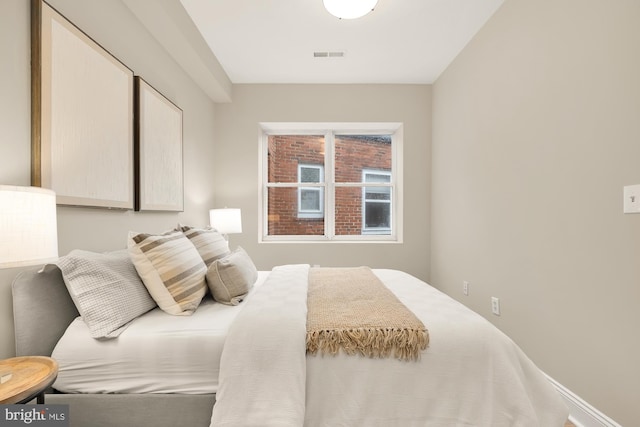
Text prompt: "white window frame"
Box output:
[[362, 169, 392, 235], [259, 122, 403, 243], [298, 164, 324, 219]]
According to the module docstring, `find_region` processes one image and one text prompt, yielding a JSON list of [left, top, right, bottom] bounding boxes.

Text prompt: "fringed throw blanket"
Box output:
[[306, 267, 429, 361]]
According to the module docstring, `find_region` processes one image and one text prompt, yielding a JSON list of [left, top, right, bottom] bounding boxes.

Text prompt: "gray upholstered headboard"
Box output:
[[12, 264, 79, 357]]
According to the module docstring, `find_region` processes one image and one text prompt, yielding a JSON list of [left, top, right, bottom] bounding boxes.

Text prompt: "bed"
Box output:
[[12, 261, 569, 427]]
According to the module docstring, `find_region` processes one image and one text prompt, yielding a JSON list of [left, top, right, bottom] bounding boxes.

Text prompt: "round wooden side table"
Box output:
[[0, 356, 58, 404]]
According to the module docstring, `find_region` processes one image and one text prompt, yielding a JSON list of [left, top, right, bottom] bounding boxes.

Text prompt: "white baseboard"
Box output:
[[545, 375, 623, 427]]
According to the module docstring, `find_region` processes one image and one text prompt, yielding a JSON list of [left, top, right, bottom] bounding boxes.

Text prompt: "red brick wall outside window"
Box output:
[[267, 135, 392, 236]]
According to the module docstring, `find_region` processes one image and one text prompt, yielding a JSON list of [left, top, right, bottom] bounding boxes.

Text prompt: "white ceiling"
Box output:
[[179, 0, 504, 84]]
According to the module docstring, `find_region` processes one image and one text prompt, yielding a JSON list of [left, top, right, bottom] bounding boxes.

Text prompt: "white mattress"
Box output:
[[51, 272, 269, 394]]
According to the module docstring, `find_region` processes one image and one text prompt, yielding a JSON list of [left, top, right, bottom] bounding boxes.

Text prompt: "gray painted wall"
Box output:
[[432, 0, 640, 424]]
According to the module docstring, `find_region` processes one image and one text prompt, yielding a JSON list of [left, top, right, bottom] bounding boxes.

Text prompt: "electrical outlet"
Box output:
[[463, 281, 469, 296], [491, 297, 500, 316]]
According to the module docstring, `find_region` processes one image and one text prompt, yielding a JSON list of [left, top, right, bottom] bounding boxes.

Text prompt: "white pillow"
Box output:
[[205, 247, 258, 305], [128, 230, 207, 315], [56, 249, 156, 338]]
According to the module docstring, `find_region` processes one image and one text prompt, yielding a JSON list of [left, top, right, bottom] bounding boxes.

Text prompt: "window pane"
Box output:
[[267, 187, 324, 236], [300, 188, 320, 211], [335, 186, 392, 235], [365, 202, 391, 229], [268, 135, 324, 183], [335, 135, 392, 183], [364, 172, 391, 200], [365, 189, 391, 200], [364, 173, 390, 183], [335, 186, 362, 235], [300, 167, 320, 183]]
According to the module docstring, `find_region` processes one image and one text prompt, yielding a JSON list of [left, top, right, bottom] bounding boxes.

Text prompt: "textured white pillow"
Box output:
[[177, 224, 230, 267], [206, 247, 258, 305], [128, 230, 207, 315], [56, 249, 156, 339]]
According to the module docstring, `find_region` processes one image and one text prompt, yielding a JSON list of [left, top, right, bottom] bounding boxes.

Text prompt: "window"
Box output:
[[298, 164, 324, 218], [362, 170, 392, 234], [260, 122, 403, 242]]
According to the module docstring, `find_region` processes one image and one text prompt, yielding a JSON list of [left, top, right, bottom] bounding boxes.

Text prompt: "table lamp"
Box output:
[[0, 185, 58, 268], [209, 208, 242, 241]]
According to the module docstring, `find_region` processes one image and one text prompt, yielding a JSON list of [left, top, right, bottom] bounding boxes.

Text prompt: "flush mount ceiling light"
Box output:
[[323, 0, 379, 19]]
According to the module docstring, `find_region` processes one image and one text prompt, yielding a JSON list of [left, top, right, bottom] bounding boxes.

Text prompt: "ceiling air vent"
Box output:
[[313, 51, 345, 58]]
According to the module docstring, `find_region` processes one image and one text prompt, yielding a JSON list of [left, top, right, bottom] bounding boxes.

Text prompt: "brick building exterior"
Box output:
[[267, 135, 392, 236]]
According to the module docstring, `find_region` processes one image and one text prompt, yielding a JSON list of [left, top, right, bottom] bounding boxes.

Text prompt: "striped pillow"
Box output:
[[128, 230, 207, 315], [177, 225, 230, 267]]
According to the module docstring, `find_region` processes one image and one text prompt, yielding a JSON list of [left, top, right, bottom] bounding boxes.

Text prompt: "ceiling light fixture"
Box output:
[[323, 0, 378, 20]]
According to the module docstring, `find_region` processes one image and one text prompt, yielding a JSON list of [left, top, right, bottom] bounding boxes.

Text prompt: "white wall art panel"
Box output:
[[135, 77, 183, 211], [36, 1, 134, 209]]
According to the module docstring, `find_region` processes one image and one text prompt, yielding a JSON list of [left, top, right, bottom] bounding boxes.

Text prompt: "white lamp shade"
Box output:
[[209, 208, 242, 234], [0, 185, 59, 268], [323, 0, 378, 19]]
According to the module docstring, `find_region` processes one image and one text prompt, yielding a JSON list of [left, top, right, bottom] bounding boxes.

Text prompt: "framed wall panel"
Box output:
[[31, 0, 134, 209], [135, 77, 184, 212]]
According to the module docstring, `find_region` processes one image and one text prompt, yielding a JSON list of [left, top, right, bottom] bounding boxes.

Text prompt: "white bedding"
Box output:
[[52, 266, 568, 426], [212, 266, 569, 427], [51, 272, 270, 394], [211, 264, 309, 426]]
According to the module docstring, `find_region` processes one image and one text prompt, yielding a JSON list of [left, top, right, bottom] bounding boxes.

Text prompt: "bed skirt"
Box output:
[[46, 393, 215, 427]]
